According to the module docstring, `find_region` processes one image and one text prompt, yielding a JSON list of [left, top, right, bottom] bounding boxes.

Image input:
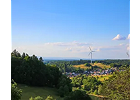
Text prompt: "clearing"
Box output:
[[18, 84, 100, 100], [18, 84, 63, 100], [73, 63, 111, 69]]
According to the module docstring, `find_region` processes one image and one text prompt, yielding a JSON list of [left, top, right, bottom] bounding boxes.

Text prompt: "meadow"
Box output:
[[73, 63, 111, 69], [18, 84, 101, 100], [18, 84, 63, 100]]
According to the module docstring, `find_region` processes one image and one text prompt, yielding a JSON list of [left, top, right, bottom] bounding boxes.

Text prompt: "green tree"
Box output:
[[64, 90, 91, 100], [34, 96, 43, 100], [64, 85, 69, 95], [29, 96, 43, 100], [100, 68, 130, 100], [11, 80, 22, 100], [39, 57, 43, 62], [98, 85, 102, 95], [94, 90, 98, 95], [58, 86, 65, 97], [29, 97, 34, 100], [45, 95, 56, 100]]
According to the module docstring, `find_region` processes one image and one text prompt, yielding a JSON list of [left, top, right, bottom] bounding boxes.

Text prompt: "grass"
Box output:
[[18, 84, 63, 100], [93, 75, 112, 82], [18, 84, 102, 100], [73, 64, 89, 69], [91, 63, 111, 69], [73, 63, 111, 69]]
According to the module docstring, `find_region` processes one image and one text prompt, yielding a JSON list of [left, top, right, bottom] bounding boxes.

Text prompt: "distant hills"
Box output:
[[42, 57, 106, 61]]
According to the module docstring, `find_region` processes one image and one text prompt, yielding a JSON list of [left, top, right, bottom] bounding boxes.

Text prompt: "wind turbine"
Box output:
[[88, 47, 96, 64], [126, 52, 129, 57]]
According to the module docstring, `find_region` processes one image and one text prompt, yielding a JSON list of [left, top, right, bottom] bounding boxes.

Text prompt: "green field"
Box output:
[[73, 63, 111, 69], [18, 84, 63, 100], [18, 84, 101, 100]]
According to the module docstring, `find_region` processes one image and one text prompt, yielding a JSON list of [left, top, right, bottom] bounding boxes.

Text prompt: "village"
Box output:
[[65, 67, 124, 78]]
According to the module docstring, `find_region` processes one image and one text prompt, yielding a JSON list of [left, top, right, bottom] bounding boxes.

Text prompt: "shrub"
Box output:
[[11, 80, 22, 100], [45, 95, 56, 100], [64, 90, 91, 100]]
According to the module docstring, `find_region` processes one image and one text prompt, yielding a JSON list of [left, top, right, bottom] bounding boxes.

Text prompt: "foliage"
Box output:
[[96, 59, 130, 68], [57, 75, 72, 97], [94, 90, 98, 95], [84, 63, 91, 67], [71, 75, 102, 94], [29, 95, 56, 100], [100, 68, 130, 100], [45, 95, 56, 100], [11, 50, 62, 87], [18, 84, 63, 100], [64, 90, 92, 100], [11, 80, 22, 100], [29, 96, 43, 100]]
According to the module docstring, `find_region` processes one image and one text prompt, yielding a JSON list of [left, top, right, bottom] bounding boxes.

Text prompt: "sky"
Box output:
[[12, 0, 130, 59]]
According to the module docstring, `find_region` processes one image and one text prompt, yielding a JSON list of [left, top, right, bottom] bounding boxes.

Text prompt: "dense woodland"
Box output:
[[11, 50, 130, 100], [11, 50, 72, 99]]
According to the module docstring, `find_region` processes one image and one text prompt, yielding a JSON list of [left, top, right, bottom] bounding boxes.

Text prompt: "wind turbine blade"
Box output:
[[88, 52, 91, 56], [89, 47, 92, 51], [126, 52, 129, 57]]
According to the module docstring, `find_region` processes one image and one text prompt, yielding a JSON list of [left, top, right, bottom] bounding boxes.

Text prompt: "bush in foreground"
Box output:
[[64, 90, 91, 100], [11, 80, 22, 100], [29, 95, 55, 100]]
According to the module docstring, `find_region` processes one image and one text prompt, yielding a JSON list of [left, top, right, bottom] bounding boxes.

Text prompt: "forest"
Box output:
[[43, 59, 130, 73], [11, 50, 130, 100]]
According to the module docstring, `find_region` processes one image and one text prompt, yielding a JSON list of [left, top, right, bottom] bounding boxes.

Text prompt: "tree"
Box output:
[[22, 52, 26, 58], [98, 85, 102, 95], [11, 80, 22, 100], [11, 50, 63, 87], [94, 90, 98, 95], [64, 85, 69, 95], [100, 68, 130, 100], [34, 96, 43, 100], [39, 57, 43, 62], [84, 63, 91, 67], [29, 96, 43, 100], [58, 86, 65, 97], [45, 95, 56, 100], [64, 90, 91, 100]]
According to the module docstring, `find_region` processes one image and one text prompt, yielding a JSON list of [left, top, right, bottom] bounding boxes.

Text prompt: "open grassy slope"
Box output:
[[73, 63, 111, 69], [93, 75, 112, 82], [18, 84, 101, 100], [18, 84, 63, 100], [73, 64, 89, 69], [91, 63, 111, 69]]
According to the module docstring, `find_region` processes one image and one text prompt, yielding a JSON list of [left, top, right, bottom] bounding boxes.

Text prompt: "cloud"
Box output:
[[44, 41, 94, 47], [127, 34, 130, 39], [112, 34, 126, 40], [127, 44, 130, 51], [119, 43, 124, 46]]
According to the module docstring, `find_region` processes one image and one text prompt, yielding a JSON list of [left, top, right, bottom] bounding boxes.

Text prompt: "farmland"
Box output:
[[73, 63, 111, 69]]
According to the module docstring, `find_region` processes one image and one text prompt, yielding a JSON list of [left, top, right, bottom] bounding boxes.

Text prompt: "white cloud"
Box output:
[[45, 41, 94, 47], [127, 34, 130, 39], [112, 34, 126, 40], [12, 41, 129, 59], [127, 45, 130, 51]]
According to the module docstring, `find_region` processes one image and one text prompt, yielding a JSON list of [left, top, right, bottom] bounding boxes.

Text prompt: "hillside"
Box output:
[[73, 63, 111, 69], [18, 84, 101, 100], [18, 84, 63, 100]]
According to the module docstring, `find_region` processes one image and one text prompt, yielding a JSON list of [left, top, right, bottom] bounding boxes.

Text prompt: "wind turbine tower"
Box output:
[[88, 47, 95, 64]]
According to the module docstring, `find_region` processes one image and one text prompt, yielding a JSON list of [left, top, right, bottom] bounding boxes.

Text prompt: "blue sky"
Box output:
[[12, 0, 130, 59]]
